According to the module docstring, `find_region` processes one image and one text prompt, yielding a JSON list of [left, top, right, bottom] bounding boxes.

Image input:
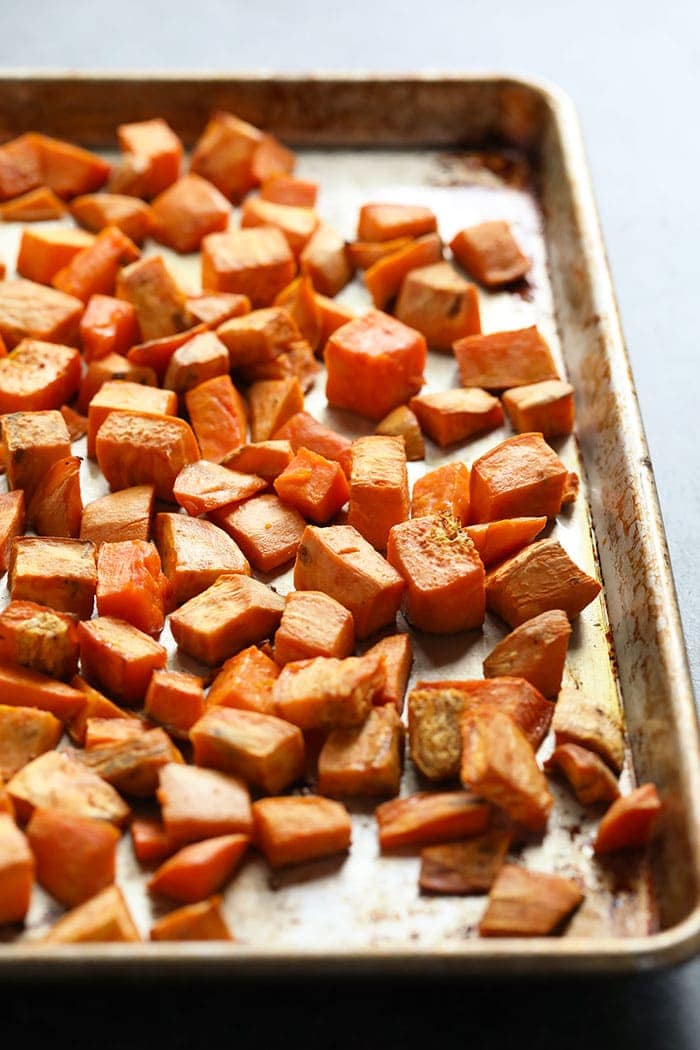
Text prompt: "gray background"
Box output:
[[1, 0, 698, 1046]]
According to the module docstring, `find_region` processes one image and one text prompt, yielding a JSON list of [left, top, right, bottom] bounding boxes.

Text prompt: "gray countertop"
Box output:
[[1, 0, 698, 1044]]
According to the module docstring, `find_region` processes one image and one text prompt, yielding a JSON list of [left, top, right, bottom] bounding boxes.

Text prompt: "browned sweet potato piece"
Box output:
[[461, 707, 553, 832], [274, 446, 350, 525], [126, 324, 207, 383], [0, 813, 34, 925], [274, 411, 352, 476], [96, 411, 200, 502], [376, 790, 490, 850], [154, 512, 250, 606], [67, 676, 133, 745], [150, 897, 233, 941], [552, 685, 625, 773], [274, 590, 355, 665], [0, 279, 83, 351], [411, 462, 470, 523], [27, 456, 82, 539], [71, 193, 154, 244], [77, 616, 167, 706], [96, 540, 169, 636], [273, 278, 321, 353], [502, 380, 575, 438], [248, 376, 304, 442], [80, 485, 154, 546], [191, 707, 305, 794], [273, 653, 383, 730], [84, 717, 146, 749], [465, 516, 547, 567], [0, 704, 63, 780], [364, 233, 442, 310], [77, 727, 183, 797], [300, 222, 353, 298], [2, 408, 71, 511], [470, 433, 568, 523], [147, 834, 250, 902], [223, 440, 293, 482], [170, 574, 284, 665], [87, 379, 177, 457], [201, 227, 296, 307], [7, 749, 130, 825], [0, 601, 79, 680], [252, 795, 351, 867], [375, 404, 424, 461], [207, 646, 279, 715], [26, 806, 120, 907], [395, 261, 481, 350], [479, 864, 583, 936], [116, 255, 190, 342], [483, 609, 571, 697], [0, 663, 85, 723], [363, 633, 413, 714], [241, 196, 318, 258], [419, 829, 512, 895], [116, 117, 183, 198], [450, 221, 530, 289], [0, 338, 82, 412], [172, 460, 266, 517], [0, 185, 66, 222], [185, 373, 249, 464], [52, 226, 140, 303], [410, 388, 503, 447], [348, 435, 409, 551], [0, 491, 25, 575], [16, 226, 94, 285], [212, 493, 306, 573], [29, 133, 110, 199], [78, 351, 156, 414], [163, 331, 229, 395], [545, 744, 620, 806], [593, 784, 663, 852], [42, 884, 140, 943], [358, 203, 437, 242], [453, 326, 558, 391], [318, 705, 403, 797], [0, 134, 43, 202], [60, 404, 88, 441], [9, 537, 96, 620], [151, 173, 230, 253], [157, 762, 253, 847], [190, 111, 265, 202], [186, 292, 251, 328]]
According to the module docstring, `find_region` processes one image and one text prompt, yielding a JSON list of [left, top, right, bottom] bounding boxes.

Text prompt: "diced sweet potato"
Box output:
[[347, 435, 409, 551], [262, 174, 317, 207], [52, 226, 140, 303], [67, 676, 134, 746], [315, 293, 355, 350], [387, 513, 485, 633], [465, 516, 547, 567], [157, 763, 252, 847], [16, 226, 95, 285], [77, 727, 183, 797], [172, 461, 265, 518], [87, 379, 177, 457], [201, 227, 296, 307], [325, 309, 426, 421], [191, 706, 305, 793], [148, 833, 249, 903], [461, 707, 553, 832], [411, 461, 470, 523], [0, 814, 34, 925], [190, 111, 264, 202], [185, 373, 248, 464], [0, 134, 43, 202], [252, 795, 351, 867], [2, 408, 71, 511], [274, 590, 355, 665], [396, 261, 481, 350], [79, 293, 140, 362], [60, 404, 89, 442], [410, 388, 503, 447], [170, 574, 284, 666], [248, 376, 304, 442], [96, 411, 200, 502], [0, 663, 85, 723], [163, 331, 229, 396], [376, 790, 490, 850], [545, 744, 620, 806], [84, 716, 146, 749], [116, 255, 190, 342], [274, 277, 321, 353], [485, 539, 602, 626], [212, 493, 306, 573], [130, 816, 175, 864], [450, 221, 530, 288], [0, 279, 83, 351], [154, 512, 250, 606], [363, 633, 413, 713], [77, 616, 167, 706], [484, 609, 571, 697], [223, 440, 293, 482], [419, 829, 512, 895], [300, 222, 353, 298], [0, 185, 66, 222], [150, 896, 233, 941], [0, 338, 81, 412], [0, 704, 63, 780], [479, 864, 583, 937], [502, 380, 575, 438], [78, 351, 157, 414], [0, 781, 14, 818], [207, 646, 280, 715], [9, 536, 96, 619], [348, 237, 414, 270], [42, 884, 140, 943], [186, 291, 251, 328], [358, 203, 437, 242], [70, 192, 154, 244], [273, 653, 383, 730], [453, 327, 558, 390], [318, 705, 403, 797], [126, 324, 207, 383], [364, 233, 442, 310], [274, 446, 350, 525], [117, 117, 183, 198], [375, 405, 424, 461], [470, 433, 568, 523], [144, 671, 205, 739], [552, 685, 625, 773], [241, 197, 318, 258], [7, 749, 130, 826], [151, 173, 230, 253], [0, 491, 25, 575], [29, 133, 110, 199], [27, 807, 120, 908], [593, 784, 662, 852], [96, 540, 169, 636], [294, 524, 405, 639], [0, 601, 79, 680], [217, 306, 297, 368], [34, 456, 80, 526], [274, 411, 352, 476], [80, 485, 154, 547]]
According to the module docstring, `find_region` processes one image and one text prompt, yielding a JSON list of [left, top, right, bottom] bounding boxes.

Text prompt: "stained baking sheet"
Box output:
[[0, 74, 698, 975]]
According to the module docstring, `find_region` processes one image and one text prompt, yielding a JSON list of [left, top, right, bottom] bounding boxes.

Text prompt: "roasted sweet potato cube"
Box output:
[[84, 716, 147, 750], [154, 512, 250, 606], [318, 705, 403, 797], [241, 197, 318, 258], [172, 460, 266, 516], [223, 440, 293, 482], [0, 279, 83, 352], [0, 601, 79, 681], [545, 744, 620, 806], [170, 574, 284, 666], [376, 791, 490, 850], [349, 237, 416, 270], [364, 233, 442, 310], [77, 727, 183, 797], [419, 829, 512, 895], [87, 379, 177, 457], [325, 309, 426, 421], [358, 203, 437, 242], [479, 864, 583, 936], [78, 351, 157, 414], [0, 185, 66, 222], [299, 222, 353, 298], [70, 192, 154, 244], [0, 663, 85, 724], [0, 133, 43, 202], [0, 814, 34, 925], [150, 897, 233, 941], [79, 293, 140, 362], [450, 220, 530, 288], [190, 111, 264, 202], [9, 537, 96, 620], [186, 292, 251, 327], [363, 634, 413, 713], [465, 516, 547, 567], [117, 117, 183, 198], [273, 653, 383, 730], [461, 707, 553, 832], [126, 324, 208, 382], [217, 306, 298, 368], [315, 293, 355, 349], [115, 255, 190, 342], [244, 339, 319, 392], [470, 433, 568, 523], [348, 435, 409, 551], [17, 226, 95, 285], [77, 616, 167, 706], [293, 524, 405, 639], [144, 671, 205, 738], [96, 540, 169, 636], [1, 409, 71, 511], [484, 609, 571, 697], [593, 784, 662, 852], [0, 338, 82, 413], [191, 706, 304, 794], [59, 405, 88, 442], [157, 762, 252, 847], [375, 405, 424, 461], [184, 374, 247, 465], [0, 704, 63, 780], [262, 174, 317, 208], [411, 462, 470, 523], [387, 514, 485, 633], [52, 226, 140, 304], [274, 447, 350, 525], [502, 379, 575, 438], [29, 133, 110, 199], [274, 411, 352, 476], [96, 411, 200, 502], [485, 539, 602, 626], [0, 782, 14, 818], [80, 485, 154, 547], [410, 388, 503, 447], [0, 491, 25, 575], [253, 795, 351, 867], [151, 173, 230, 253], [453, 326, 559, 390], [26, 807, 120, 908], [7, 749, 130, 826], [395, 261, 481, 351], [248, 376, 304, 442], [130, 815, 175, 864], [207, 646, 278, 715], [163, 331, 229, 396], [42, 884, 140, 943], [274, 591, 354, 665], [147, 834, 249, 903], [201, 227, 296, 307], [212, 493, 306, 573], [552, 685, 625, 773], [67, 675, 135, 746]]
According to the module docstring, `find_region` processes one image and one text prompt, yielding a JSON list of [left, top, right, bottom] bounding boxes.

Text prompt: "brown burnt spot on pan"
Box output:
[[428, 149, 532, 190]]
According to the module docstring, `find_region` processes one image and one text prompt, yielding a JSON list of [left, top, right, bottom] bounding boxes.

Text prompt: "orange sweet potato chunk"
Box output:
[[80, 485, 154, 547], [77, 616, 167, 706], [191, 706, 305, 794], [116, 255, 190, 342], [223, 440, 293, 482], [130, 815, 175, 864], [17, 226, 95, 285], [157, 763, 253, 846], [217, 306, 298, 368], [465, 516, 547, 567], [7, 749, 130, 826], [151, 173, 230, 253], [387, 513, 485, 633], [410, 388, 503, 447], [274, 590, 355, 665], [190, 110, 264, 202], [154, 512, 250, 606], [0, 491, 25, 575], [274, 446, 350, 525], [484, 609, 571, 697], [262, 174, 318, 207], [201, 227, 296, 307], [273, 653, 383, 731], [0, 814, 34, 925], [87, 378, 177, 457], [479, 865, 583, 937], [185, 373, 248, 464], [274, 277, 321, 352], [70, 192, 154, 244], [212, 493, 306, 573], [144, 671, 205, 738], [163, 331, 229, 395], [293, 524, 405, 639], [96, 411, 200, 502], [241, 196, 318, 258], [148, 834, 249, 903], [502, 380, 575, 438], [274, 411, 352, 476], [77, 726, 184, 797], [126, 324, 207, 383], [453, 327, 559, 390], [252, 795, 351, 867], [0, 338, 81, 412], [395, 261, 481, 351], [315, 293, 355, 350], [207, 646, 279, 715], [363, 633, 413, 713], [358, 203, 437, 242], [0, 280, 84, 351], [2, 408, 71, 511], [9, 537, 96, 620], [96, 540, 169, 636], [0, 185, 66, 222], [52, 226, 140, 303], [0, 663, 85, 724], [26, 806, 120, 908], [150, 897, 233, 941], [78, 352, 157, 414], [79, 293, 140, 362], [470, 433, 568, 523], [0, 134, 43, 202], [173, 460, 266, 517], [376, 791, 490, 850], [248, 376, 304, 442], [0, 600, 79, 681], [60, 404, 88, 442], [42, 884, 140, 943], [545, 744, 620, 806], [0, 704, 63, 780], [594, 784, 662, 853], [325, 309, 426, 421], [300, 222, 353, 298], [419, 829, 512, 896], [117, 118, 183, 198], [186, 291, 251, 328], [450, 220, 530, 288], [318, 705, 403, 797], [29, 133, 110, 199], [364, 233, 442, 310], [347, 435, 409, 551], [411, 462, 470, 523]]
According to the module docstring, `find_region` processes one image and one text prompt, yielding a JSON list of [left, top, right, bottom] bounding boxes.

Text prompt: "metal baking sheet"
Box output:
[[0, 73, 698, 976]]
